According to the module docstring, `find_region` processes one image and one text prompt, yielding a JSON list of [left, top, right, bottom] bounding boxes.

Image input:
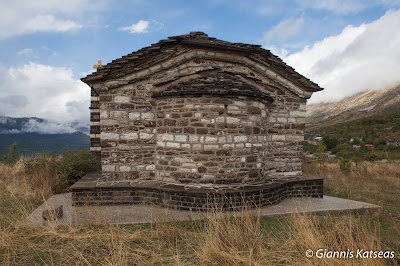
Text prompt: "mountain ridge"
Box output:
[[0, 116, 89, 156], [306, 83, 400, 132]]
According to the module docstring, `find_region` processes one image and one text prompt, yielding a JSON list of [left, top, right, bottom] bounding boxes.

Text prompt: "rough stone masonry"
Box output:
[[73, 32, 324, 211]]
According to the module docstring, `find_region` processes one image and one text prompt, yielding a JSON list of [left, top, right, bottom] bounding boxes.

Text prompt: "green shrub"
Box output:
[[58, 148, 101, 185], [1, 142, 19, 165], [339, 157, 351, 172]]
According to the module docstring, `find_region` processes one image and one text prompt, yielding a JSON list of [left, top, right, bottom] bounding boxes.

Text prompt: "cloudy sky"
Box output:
[[1, 0, 400, 129]]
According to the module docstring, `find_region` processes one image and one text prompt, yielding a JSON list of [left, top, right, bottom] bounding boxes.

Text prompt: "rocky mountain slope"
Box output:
[[306, 83, 400, 132]]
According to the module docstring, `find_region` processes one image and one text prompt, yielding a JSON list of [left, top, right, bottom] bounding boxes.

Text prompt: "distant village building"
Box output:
[[306, 136, 323, 145], [73, 32, 324, 210], [386, 139, 400, 147]]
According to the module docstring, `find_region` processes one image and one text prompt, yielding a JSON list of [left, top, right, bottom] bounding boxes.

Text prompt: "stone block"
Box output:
[[146, 165, 155, 171], [101, 132, 119, 140], [192, 144, 202, 150], [175, 134, 188, 142], [129, 112, 141, 120], [121, 132, 139, 140], [182, 163, 197, 168], [233, 100, 246, 106], [205, 136, 218, 143], [226, 117, 240, 124], [139, 132, 154, 140], [233, 135, 247, 142], [110, 111, 127, 118], [100, 119, 118, 126], [218, 136, 226, 143], [277, 117, 288, 123], [158, 134, 174, 141], [102, 164, 116, 172], [142, 112, 155, 120], [290, 110, 306, 118], [286, 134, 304, 142], [114, 96, 131, 103], [261, 110, 267, 117], [204, 144, 219, 150], [271, 134, 285, 141], [296, 117, 305, 124], [100, 110, 108, 119], [189, 134, 199, 142], [166, 142, 181, 148], [223, 143, 234, 148], [120, 165, 131, 172], [284, 171, 302, 176]]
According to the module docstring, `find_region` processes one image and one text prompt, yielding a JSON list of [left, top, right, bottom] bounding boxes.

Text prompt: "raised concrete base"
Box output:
[[27, 193, 380, 225]]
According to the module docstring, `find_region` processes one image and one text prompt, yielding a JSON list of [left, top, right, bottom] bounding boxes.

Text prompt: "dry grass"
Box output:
[[0, 157, 399, 265], [304, 160, 400, 250]]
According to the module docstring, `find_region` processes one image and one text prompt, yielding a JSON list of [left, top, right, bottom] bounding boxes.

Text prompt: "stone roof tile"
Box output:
[[82, 32, 322, 92]]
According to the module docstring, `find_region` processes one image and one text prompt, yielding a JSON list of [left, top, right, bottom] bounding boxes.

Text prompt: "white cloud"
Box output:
[[22, 119, 77, 134], [0, 0, 102, 39], [120, 20, 150, 33], [1, 119, 77, 134], [263, 17, 305, 58], [264, 18, 305, 43], [26, 14, 82, 33], [0, 62, 89, 127], [119, 19, 163, 34], [284, 9, 400, 103], [17, 48, 34, 57]]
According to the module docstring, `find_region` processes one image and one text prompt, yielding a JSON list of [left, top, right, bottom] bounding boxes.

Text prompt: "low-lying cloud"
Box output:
[[1, 118, 77, 134]]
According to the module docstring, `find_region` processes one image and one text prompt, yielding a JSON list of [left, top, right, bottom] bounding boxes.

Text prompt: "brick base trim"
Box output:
[[71, 172, 323, 211]]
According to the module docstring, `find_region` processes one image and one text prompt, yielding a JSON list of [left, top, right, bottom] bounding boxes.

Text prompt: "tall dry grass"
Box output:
[[0, 157, 399, 265]]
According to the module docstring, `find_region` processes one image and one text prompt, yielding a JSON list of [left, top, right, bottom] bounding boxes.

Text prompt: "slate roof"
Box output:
[[82, 32, 323, 92]]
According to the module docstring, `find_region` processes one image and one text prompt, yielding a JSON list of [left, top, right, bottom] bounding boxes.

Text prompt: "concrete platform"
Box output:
[[27, 193, 380, 225]]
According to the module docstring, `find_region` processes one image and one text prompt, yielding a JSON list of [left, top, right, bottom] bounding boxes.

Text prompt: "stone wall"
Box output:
[[265, 99, 306, 178], [99, 84, 157, 180], [154, 96, 269, 184], [88, 48, 308, 184], [97, 85, 306, 183]]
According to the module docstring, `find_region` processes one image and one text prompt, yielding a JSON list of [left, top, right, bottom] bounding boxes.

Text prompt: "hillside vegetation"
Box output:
[[0, 132, 89, 156], [305, 111, 400, 164], [0, 151, 399, 265], [307, 111, 400, 141]]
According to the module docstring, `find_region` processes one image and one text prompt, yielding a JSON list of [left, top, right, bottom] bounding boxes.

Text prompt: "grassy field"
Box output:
[[0, 156, 399, 265]]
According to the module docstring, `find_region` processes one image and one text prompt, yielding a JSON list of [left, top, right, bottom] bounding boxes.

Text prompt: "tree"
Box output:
[[322, 135, 339, 150], [1, 142, 19, 165], [315, 140, 327, 166]]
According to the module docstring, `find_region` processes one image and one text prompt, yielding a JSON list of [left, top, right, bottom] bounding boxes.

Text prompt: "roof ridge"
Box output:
[[81, 32, 322, 92]]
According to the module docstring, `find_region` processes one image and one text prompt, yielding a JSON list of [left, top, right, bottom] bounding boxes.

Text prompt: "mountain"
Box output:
[[306, 83, 400, 133], [0, 116, 89, 156]]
